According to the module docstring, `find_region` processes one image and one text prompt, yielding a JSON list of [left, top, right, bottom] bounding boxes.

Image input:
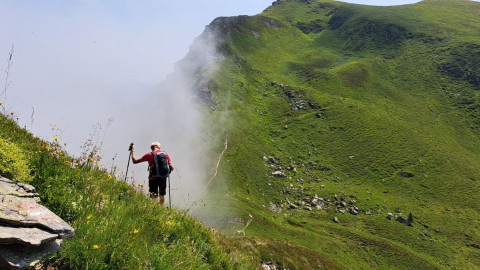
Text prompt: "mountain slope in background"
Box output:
[[187, 0, 480, 268]]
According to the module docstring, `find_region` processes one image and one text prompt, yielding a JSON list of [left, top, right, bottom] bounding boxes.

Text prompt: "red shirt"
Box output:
[[139, 150, 172, 180]]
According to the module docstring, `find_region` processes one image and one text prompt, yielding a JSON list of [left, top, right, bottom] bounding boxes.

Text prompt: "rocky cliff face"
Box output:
[[0, 177, 74, 269]]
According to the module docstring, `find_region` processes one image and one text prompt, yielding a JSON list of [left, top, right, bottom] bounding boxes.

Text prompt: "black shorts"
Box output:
[[149, 177, 167, 197]]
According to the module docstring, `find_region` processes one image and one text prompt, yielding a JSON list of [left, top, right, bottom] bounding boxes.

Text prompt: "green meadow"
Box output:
[[1, 0, 480, 269], [200, 0, 480, 268]]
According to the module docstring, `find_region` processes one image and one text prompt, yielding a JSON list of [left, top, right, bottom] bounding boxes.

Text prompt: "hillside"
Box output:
[[0, 115, 258, 269], [189, 0, 480, 268]]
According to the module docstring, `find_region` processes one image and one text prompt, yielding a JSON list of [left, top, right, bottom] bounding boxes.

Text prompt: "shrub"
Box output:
[[0, 137, 32, 183]]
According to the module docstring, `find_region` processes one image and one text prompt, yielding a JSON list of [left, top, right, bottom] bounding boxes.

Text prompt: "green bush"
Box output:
[[0, 137, 32, 183]]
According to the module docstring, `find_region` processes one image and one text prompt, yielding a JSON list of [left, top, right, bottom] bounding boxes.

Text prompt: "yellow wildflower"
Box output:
[[87, 215, 92, 220], [54, 137, 58, 141], [96, 162, 101, 166], [165, 221, 172, 227], [93, 245, 99, 249], [133, 229, 139, 234], [0, 102, 4, 105], [107, 173, 112, 179]]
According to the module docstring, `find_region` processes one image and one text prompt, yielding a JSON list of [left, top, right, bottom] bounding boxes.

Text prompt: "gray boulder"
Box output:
[[0, 176, 75, 269]]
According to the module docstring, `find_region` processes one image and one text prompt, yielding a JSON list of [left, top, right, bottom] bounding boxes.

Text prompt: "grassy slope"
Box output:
[[203, 0, 480, 268], [0, 115, 257, 269]]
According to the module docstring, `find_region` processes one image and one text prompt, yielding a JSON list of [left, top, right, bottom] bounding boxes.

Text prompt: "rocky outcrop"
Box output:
[[0, 176, 75, 269]]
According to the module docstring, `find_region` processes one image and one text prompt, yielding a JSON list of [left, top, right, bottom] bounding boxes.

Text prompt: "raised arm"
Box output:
[[131, 144, 142, 164]]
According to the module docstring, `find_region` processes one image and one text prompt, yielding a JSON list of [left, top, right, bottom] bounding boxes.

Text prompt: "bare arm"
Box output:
[[130, 145, 142, 164]]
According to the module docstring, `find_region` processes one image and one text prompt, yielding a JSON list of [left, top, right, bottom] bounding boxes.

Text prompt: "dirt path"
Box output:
[[206, 136, 228, 188]]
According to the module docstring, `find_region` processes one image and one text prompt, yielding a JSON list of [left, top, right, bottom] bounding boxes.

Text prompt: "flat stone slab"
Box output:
[[0, 239, 62, 269], [0, 177, 39, 200], [0, 194, 74, 238], [0, 226, 58, 246], [0, 177, 74, 238]]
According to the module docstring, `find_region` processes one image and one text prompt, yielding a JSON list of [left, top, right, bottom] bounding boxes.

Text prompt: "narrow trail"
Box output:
[[206, 135, 228, 188], [182, 133, 228, 216], [236, 212, 253, 236]]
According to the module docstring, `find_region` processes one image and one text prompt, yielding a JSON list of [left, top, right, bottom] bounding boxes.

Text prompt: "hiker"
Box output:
[[131, 142, 174, 205]]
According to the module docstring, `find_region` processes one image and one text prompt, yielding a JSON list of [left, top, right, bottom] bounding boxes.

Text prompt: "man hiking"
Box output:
[[131, 141, 174, 205]]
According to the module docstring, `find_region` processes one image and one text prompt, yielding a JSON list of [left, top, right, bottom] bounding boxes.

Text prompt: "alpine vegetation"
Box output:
[[181, 0, 480, 268]]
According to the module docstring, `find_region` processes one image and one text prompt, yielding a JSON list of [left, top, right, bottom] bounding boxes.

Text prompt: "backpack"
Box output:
[[150, 151, 170, 178]]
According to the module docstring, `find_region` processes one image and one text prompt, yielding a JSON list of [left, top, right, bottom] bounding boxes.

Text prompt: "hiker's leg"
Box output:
[[159, 177, 167, 206], [159, 195, 165, 205], [149, 179, 160, 199]]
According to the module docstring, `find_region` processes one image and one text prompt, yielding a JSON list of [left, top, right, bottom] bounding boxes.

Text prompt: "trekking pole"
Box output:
[[168, 174, 171, 208], [124, 143, 133, 182]]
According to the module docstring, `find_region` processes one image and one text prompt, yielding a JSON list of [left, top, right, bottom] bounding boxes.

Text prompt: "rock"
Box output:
[[0, 177, 74, 269], [272, 171, 286, 178], [0, 177, 39, 201], [0, 226, 58, 246], [365, 210, 372, 215], [0, 240, 63, 269], [268, 157, 277, 164], [333, 217, 339, 223], [387, 213, 393, 220], [396, 216, 411, 226], [262, 156, 268, 162], [304, 206, 312, 211], [0, 193, 74, 238], [296, 200, 304, 206], [288, 204, 298, 210], [316, 205, 323, 210], [261, 261, 278, 270], [268, 203, 281, 213], [469, 243, 480, 249]]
